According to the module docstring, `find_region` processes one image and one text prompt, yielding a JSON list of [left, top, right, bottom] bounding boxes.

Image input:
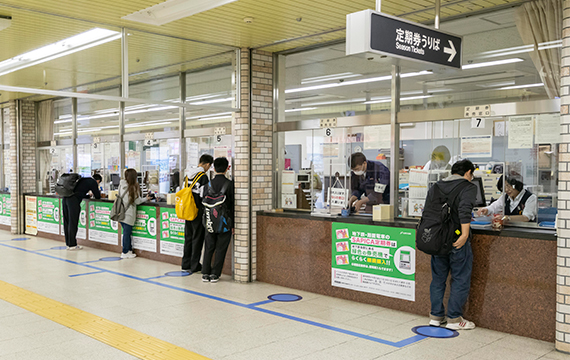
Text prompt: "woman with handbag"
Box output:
[[118, 169, 150, 259]]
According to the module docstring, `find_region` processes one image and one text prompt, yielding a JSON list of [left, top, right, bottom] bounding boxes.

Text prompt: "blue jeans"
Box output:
[[430, 240, 473, 319], [120, 222, 133, 254]]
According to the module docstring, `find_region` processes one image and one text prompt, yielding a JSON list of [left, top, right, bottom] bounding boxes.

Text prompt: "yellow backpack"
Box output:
[[175, 172, 205, 221]]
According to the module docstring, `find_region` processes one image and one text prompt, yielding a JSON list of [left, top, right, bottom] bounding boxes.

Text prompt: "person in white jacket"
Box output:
[[118, 169, 150, 259]]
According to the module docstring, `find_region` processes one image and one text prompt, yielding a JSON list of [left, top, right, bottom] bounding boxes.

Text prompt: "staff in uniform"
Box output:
[[477, 176, 537, 222], [348, 152, 390, 213]]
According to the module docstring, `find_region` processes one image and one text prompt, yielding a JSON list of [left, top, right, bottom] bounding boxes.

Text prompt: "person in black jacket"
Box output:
[[427, 160, 478, 330], [181, 154, 213, 273], [201, 157, 234, 283], [62, 174, 102, 250]]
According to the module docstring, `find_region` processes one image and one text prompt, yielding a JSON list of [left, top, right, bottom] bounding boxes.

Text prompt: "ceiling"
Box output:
[[0, 0, 532, 103]]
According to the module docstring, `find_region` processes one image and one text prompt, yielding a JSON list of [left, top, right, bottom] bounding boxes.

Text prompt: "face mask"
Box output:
[[353, 170, 365, 176]]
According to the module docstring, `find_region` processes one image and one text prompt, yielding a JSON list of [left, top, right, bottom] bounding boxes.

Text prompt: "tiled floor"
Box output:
[[0, 231, 564, 360]]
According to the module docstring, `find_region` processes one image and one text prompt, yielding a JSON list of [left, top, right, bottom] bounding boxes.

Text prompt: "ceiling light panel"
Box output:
[[122, 0, 239, 26]]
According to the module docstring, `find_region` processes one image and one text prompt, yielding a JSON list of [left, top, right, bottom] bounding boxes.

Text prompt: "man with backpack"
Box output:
[[201, 157, 234, 283], [419, 159, 478, 330], [181, 154, 214, 273], [61, 174, 102, 250]]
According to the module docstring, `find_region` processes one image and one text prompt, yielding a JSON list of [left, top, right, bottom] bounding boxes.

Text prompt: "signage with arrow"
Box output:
[[347, 10, 462, 69]]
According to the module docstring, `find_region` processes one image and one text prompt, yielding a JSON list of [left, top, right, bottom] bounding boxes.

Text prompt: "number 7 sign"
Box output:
[[471, 117, 485, 129]]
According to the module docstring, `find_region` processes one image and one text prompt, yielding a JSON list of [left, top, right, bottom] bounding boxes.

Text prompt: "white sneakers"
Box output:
[[446, 317, 476, 330], [120, 251, 137, 259], [67, 245, 83, 251], [430, 315, 475, 330]]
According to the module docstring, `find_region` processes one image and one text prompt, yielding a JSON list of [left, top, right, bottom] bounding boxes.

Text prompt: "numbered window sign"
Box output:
[[325, 128, 332, 136], [471, 117, 485, 129]]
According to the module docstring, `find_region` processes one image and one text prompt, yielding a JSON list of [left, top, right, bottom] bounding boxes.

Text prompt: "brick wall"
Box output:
[[7, 100, 37, 234], [233, 49, 273, 282], [558, 1, 570, 352]]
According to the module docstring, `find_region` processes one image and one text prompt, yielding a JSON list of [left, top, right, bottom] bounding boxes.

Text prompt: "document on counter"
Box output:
[[409, 185, 427, 199], [508, 116, 534, 149], [408, 169, 428, 185]]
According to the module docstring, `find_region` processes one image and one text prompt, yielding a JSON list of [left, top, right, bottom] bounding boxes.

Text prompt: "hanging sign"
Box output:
[[347, 10, 462, 69]]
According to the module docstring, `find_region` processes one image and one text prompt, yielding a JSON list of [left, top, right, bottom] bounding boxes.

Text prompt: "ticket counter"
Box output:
[[257, 210, 556, 342], [23, 194, 232, 274]]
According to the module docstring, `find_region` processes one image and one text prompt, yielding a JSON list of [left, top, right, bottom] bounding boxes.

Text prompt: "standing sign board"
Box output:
[[0, 194, 11, 225], [347, 10, 462, 69], [160, 208, 185, 257], [37, 197, 60, 235], [332, 222, 416, 301], [132, 206, 157, 252], [88, 202, 119, 245], [25, 196, 38, 235]]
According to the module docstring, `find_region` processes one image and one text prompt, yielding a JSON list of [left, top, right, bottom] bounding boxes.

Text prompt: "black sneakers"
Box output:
[[202, 274, 210, 282], [210, 275, 219, 283]]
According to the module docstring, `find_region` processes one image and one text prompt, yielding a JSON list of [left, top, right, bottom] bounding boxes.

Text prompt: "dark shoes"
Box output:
[[202, 274, 210, 282], [202, 274, 219, 283]]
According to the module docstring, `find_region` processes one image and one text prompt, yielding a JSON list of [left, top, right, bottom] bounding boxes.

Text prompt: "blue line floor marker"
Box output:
[[99, 257, 122, 262], [69, 270, 104, 278], [11, 238, 30, 241], [0, 242, 427, 348], [165, 271, 191, 277], [51, 246, 68, 250], [412, 326, 458, 339], [247, 299, 275, 307], [145, 275, 169, 280]]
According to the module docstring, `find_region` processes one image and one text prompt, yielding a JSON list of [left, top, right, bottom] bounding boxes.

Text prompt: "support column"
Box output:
[[557, 1, 570, 352], [8, 100, 36, 234], [233, 49, 273, 282]]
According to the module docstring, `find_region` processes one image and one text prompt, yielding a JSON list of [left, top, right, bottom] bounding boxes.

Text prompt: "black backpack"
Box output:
[[55, 174, 82, 197], [416, 181, 469, 256], [203, 180, 232, 234]]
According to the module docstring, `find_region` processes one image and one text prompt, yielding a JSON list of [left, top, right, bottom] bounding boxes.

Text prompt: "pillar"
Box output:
[[233, 49, 273, 282], [7, 100, 37, 234]]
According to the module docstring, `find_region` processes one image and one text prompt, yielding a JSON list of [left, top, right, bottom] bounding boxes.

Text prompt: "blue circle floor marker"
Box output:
[[12, 237, 30, 241], [412, 326, 459, 338], [99, 257, 122, 261], [267, 294, 303, 302], [51, 246, 68, 250], [165, 271, 191, 277]]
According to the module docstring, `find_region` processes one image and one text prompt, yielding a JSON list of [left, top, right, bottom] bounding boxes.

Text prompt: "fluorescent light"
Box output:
[[0, 28, 121, 77], [187, 112, 233, 120], [302, 98, 366, 107], [125, 121, 173, 129], [123, 0, 239, 26], [286, 71, 432, 94], [476, 81, 515, 88], [498, 83, 543, 90], [189, 97, 233, 105], [285, 107, 317, 113], [462, 58, 523, 70], [363, 95, 432, 105], [301, 73, 362, 84]]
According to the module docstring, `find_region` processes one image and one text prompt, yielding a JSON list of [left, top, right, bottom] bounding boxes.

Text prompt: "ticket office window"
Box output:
[[39, 147, 74, 194], [136, 139, 180, 195]]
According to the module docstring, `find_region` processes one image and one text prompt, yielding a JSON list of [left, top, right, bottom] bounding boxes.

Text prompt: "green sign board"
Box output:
[[78, 201, 87, 239], [159, 207, 185, 257], [0, 194, 10, 226], [132, 206, 157, 252], [37, 197, 60, 235], [331, 222, 416, 301], [88, 201, 118, 245]]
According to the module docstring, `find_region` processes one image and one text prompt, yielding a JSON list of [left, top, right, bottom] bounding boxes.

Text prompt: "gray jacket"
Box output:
[[118, 180, 146, 226]]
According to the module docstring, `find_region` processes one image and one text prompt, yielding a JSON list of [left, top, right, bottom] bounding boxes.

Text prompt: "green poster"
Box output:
[[331, 222, 416, 301], [77, 201, 87, 239], [0, 194, 10, 226], [132, 206, 157, 252], [88, 201, 118, 245], [37, 197, 60, 235], [159, 207, 185, 257]]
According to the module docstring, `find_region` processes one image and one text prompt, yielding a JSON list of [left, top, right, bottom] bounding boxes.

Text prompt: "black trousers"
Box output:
[[181, 209, 205, 272], [62, 196, 81, 247], [202, 231, 232, 277]]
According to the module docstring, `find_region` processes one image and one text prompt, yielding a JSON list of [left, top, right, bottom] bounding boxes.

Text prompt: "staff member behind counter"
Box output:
[[348, 152, 390, 214], [477, 176, 537, 222]]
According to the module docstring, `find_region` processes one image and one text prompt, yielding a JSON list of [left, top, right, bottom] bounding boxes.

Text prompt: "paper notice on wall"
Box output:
[[25, 196, 37, 235], [409, 169, 428, 185], [408, 199, 425, 217], [535, 114, 561, 144], [323, 143, 340, 158], [282, 170, 295, 194], [508, 116, 534, 149], [409, 185, 427, 199], [364, 125, 391, 150], [461, 135, 492, 158]]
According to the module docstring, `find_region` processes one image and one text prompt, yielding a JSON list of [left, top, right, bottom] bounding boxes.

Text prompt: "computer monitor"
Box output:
[[110, 174, 121, 190], [472, 177, 487, 207]]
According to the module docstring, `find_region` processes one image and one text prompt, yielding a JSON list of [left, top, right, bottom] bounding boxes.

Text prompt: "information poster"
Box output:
[[160, 208, 185, 257], [536, 114, 561, 144], [132, 206, 157, 252], [461, 135, 493, 158], [37, 197, 60, 235], [508, 116, 534, 149], [25, 196, 37, 235], [88, 202, 118, 245], [0, 194, 11, 225], [331, 222, 416, 301], [78, 201, 87, 240], [364, 125, 391, 150]]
